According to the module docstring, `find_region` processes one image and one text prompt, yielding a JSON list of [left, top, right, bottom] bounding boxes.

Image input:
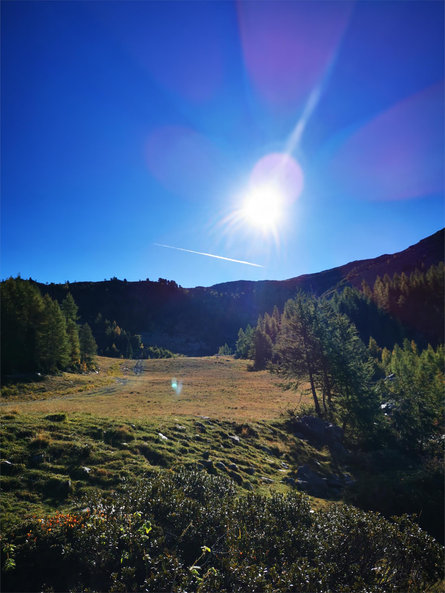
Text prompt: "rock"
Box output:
[[326, 474, 343, 488], [215, 461, 226, 471], [30, 453, 45, 465], [342, 473, 356, 486], [290, 416, 347, 457], [0, 460, 15, 475], [195, 422, 207, 432], [325, 424, 343, 443], [81, 466, 91, 474], [228, 435, 240, 444], [228, 470, 243, 485], [175, 425, 186, 431], [158, 433, 168, 441], [199, 460, 213, 470], [280, 462, 290, 469], [243, 482, 254, 491], [282, 476, 296, 487], [228, 463, 238, 471], [296, 465, 328, 497], [296, 479, 309, 491], [292, 416, 343, 443], [327, 474, 343, 488], [260, 476, 273, 483], [245, 466, 255, 475], [329, 440, 348, 458], [202, 451, 210, 460]]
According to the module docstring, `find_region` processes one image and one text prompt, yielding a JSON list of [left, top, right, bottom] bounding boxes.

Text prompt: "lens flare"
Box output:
[[171, 378, 183, 395]]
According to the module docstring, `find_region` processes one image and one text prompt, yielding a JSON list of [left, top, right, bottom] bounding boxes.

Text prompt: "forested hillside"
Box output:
[[32, 229, 443, 355]]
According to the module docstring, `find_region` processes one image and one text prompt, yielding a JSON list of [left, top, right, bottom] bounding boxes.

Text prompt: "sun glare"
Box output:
[[241, 184, 285, 230]]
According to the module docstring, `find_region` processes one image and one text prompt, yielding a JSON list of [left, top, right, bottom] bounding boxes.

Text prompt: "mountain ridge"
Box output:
[[37, 228, 444, 355], [206, 228, 444, 295]]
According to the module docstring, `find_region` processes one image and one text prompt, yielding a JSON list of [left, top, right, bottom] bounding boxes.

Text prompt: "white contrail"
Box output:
[[154, 243, 264, 268]]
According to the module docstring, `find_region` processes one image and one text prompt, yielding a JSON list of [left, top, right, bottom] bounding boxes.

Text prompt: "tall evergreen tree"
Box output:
[[276, 294, 380, 434], [252, 327, 273, 370], [36, 294, 70, 372], [79, 323, 97, 366], [1, 278, 44, 374], [65, 318, 81, 368], [276, 296, 323, 417], [61, 293, 79, 322]]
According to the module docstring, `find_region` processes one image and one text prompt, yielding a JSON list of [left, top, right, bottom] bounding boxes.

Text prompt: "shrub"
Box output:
[[2, 471, 442, 592]]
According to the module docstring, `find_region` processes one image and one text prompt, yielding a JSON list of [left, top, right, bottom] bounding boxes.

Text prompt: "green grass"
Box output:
[[1, 355, 329, 527], [0, 408, 342, 530], [1, 356, 443, 592]]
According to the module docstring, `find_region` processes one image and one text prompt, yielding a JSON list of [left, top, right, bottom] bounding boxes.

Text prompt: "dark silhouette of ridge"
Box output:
[[38, 228, 444, 355], [208, 228, 444, 297]]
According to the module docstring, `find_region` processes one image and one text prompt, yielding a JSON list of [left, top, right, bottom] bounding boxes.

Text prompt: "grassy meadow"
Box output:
[[1, 356, 324, 528], [2, 356, 443, 592], [1, 355, 311, 420]]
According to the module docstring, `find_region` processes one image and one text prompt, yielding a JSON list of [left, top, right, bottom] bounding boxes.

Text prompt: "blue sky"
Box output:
[[2, 0, 443, 288]]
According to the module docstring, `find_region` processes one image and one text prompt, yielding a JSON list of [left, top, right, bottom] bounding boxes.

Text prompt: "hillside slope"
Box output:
[[38, 229, 444, 354]]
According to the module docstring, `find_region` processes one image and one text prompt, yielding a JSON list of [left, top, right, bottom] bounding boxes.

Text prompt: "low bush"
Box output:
[[2, 470, 442, 592]]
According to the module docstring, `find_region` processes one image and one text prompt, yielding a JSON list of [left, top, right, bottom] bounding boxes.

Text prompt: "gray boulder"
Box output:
[[282, 476, 296, 487], [296, 465, 328, 497]]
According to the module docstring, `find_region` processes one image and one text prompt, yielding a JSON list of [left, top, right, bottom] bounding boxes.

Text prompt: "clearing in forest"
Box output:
[[1, 356, 311, 421]]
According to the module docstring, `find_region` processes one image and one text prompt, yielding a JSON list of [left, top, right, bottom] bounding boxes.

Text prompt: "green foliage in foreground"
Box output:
[[2, 471, 442, 593]]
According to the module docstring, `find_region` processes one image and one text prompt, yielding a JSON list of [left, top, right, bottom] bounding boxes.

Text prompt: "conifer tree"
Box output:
[[79, 323, 97, 367], [1, 277, 44, 374], [65, 318, 81, 368], [252, 327, 273, 370], [61, 293, 81, 368], [36, 294, 70, 372], [61, 293, 79, 322], [276, 294, 380, 433]]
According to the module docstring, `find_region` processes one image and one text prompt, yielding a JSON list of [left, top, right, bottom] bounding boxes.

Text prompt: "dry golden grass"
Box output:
[[0, 358, 120, 401], [1, 356, 311, 421]]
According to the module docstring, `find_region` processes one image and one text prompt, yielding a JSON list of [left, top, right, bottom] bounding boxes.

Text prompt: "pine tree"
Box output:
[[60, 293, 81, 368], [276, 294, 380, 433], [1, 277, 45, 374], [61, 293, 79, 322], [276, 296, 323, 417], [79, 323, 97, 367], [36, 295, 70, 372], [252, 327, 273, 370], [65, 318, 81, 368]]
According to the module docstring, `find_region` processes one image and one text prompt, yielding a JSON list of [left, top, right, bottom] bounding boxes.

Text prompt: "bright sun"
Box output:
[[241, 184, 285, 231]]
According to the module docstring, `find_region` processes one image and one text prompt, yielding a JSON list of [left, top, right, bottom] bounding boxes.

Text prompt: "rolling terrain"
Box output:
[[1, 356, 320, 528]]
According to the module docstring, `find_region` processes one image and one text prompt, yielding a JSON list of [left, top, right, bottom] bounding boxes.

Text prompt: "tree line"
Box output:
[[92, 314, 175, 359], [233, 291, 444, 453], [1, 278, 97, 376], [361, 262, 444, 346]]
